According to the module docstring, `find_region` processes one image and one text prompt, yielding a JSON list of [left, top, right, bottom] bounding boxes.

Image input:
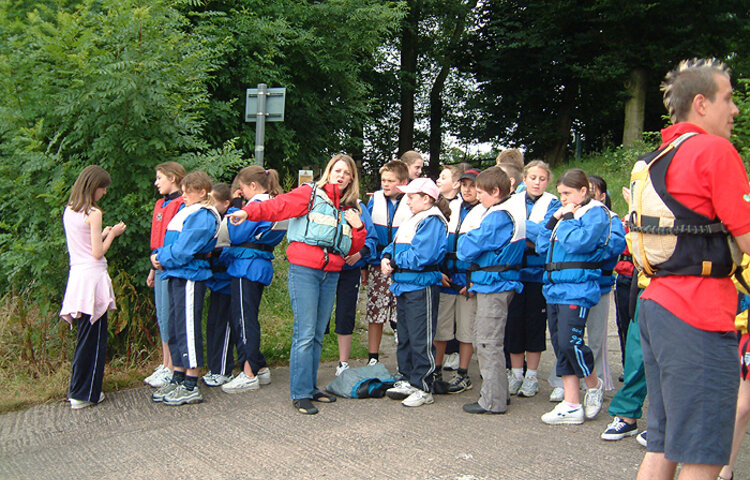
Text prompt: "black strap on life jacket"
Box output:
[[619, 254, 633, 263], [465, 262, 520, 285], [193, 252, 212, 260], [741, 334, 750, 380], [735, 267, 750, 296], [628, 134, 735, 278], [392, 263, 440, 274], [545, 261, 602, 272], [236, 241, 275, 253]]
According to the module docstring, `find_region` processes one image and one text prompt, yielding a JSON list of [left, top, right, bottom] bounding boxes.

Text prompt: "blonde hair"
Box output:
[[68, 165, 111, 213], [181, 171, 213, 204], [524, 160, 553, 183], [317, 154, 361, 210], [662, 58, 731, 123], [400, 150, 423, 166]]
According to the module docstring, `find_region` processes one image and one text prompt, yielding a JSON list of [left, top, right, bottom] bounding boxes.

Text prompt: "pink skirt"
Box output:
[[60, 263, 116, 325]]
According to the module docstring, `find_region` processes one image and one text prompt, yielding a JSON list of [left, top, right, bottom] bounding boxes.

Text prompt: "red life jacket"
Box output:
[[150, 194, 184, 250]]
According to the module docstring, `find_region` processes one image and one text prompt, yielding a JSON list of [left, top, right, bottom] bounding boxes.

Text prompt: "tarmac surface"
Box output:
[[2, 303, 749, 480]]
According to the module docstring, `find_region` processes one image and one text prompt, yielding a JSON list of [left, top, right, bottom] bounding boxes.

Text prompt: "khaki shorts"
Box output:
[[435, 293, 477, 343]]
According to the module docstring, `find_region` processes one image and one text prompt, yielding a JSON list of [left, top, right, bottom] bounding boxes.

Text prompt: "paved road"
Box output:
[[2, 305, 749, 479]]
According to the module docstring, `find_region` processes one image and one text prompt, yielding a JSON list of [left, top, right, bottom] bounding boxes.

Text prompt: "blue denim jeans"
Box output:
[[288, 264, 340, 400], [154, 269, 170, 342]]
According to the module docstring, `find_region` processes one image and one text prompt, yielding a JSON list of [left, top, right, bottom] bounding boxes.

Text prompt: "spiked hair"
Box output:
[[661, 58, 731, 123]]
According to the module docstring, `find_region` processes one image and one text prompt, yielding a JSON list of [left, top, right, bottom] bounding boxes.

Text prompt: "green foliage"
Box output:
[[0, 0, 240, 369], [192, 0, 405, 177], [552, 138, 658, 216], [733, 78, 750, 165]]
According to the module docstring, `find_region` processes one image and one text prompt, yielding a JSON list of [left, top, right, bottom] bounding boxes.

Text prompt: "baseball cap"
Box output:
[[459, 169, 481, 182], [397, 178, 440, 200]]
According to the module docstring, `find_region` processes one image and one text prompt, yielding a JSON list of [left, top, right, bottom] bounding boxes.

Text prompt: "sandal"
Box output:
[[312, 391, 337, 403], [293, 399, 318, 415]]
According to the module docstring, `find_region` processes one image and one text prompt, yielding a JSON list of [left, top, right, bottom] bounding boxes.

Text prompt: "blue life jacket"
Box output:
[[598, 210, 626, 294], [443, 197, 483, 292], [538, 198, 610, 307], [159, 203, 221, 281], [367, 190, 412, 263], [520, 192, 561, 283], [462, 194, 525, 294], [225, 197, 288, 285], [387, 206, 447, 293], [287, 183, 352, 256]]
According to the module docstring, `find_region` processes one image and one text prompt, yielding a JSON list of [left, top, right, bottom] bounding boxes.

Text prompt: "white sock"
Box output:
[[511, 368, 524, 380], [525, 369, 538, 379]]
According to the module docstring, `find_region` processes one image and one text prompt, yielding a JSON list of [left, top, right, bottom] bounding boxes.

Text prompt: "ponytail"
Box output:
[[435, 195, 451, 218], [236, 165, 283, 197]]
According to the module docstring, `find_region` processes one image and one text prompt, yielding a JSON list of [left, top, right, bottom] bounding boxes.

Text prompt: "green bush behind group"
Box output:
[[1, 0, 750, 412]]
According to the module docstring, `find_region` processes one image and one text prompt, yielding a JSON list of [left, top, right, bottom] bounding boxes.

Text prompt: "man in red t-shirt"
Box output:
[[636, 59, 750, 480]]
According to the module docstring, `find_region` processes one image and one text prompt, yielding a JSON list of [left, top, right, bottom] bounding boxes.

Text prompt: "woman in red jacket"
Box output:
[[230, 154, 367, 414]]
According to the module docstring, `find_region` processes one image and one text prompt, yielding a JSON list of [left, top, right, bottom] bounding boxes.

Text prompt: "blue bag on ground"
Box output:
[[324, 363, 395, 398]]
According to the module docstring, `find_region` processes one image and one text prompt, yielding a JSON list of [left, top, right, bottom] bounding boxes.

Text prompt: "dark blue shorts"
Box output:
[[639, 299, 739, 465]]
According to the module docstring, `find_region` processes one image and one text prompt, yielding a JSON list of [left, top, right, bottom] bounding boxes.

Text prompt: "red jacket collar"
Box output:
[[660, 122, 707, 146]]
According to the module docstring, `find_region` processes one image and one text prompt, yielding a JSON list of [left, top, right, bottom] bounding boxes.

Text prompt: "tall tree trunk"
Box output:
[[398, 0, 421, 156], [622, 67, 647, 146], [427, 65, 449, 179], [543, 87, 575, 165], [426, 0, 478, 179]]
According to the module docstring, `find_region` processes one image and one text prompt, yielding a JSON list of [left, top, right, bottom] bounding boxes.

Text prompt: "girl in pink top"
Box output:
[[60, 165, 126, 409]]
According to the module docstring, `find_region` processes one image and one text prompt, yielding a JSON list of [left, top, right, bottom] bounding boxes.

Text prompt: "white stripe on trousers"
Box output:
[[87, 318, 103, 401], [220, 321, 232, 375], [422, 287, 436, 392], [186, 280, 197, 368]]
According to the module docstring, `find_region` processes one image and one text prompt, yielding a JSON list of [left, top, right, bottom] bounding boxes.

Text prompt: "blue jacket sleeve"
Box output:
[[393, 216, 447, 269], [605, 215, 627, 261], [359, 203, 378, 260], [227, 205, 274, 245], [157, 210, 217, 270], [526, 198, 561, 246], [554, 207, 610, 254], [457, 210, 514, 263]]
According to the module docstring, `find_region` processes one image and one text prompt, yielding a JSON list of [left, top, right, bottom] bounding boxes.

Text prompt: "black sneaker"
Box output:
[[447, 372, 472, 394]]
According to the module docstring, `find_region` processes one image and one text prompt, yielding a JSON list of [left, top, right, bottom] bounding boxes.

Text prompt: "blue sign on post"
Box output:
[[245, 85, 286, 167]]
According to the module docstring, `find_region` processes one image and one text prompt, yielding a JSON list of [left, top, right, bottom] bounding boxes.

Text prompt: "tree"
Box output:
[[465, 0, 749, 164], [192, 0, 404, 180]]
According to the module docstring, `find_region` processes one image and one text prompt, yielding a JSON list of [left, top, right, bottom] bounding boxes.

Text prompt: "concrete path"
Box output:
[[2, 305, 749, 479]]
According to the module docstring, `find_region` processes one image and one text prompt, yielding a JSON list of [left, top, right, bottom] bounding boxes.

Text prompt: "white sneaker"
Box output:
[[518, 375, 539, 397], [584, 378, 604, 419], [386, 380, 415, 400], [144, 365, 166, 385], [335, 361, 350, 376], [148, 366, 172, 388], [508, 375, 524, 395], [549, 386, 564, 402], [257, 368, 271, 385], [70, 392, 105, 410], [541, 401, 584, 425], [221, 372, 259, 393], [367, 358, 378, 367], [402, 389, 434, 407], [443, 353, 460, 371], [203, 372, 233, 387]]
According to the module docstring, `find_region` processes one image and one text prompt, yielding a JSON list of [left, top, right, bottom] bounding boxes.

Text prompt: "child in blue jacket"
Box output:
[[220, 166, 287, 394], [381, 178, 448, 408], [202, 183, 236, 388], [536, 168, 610, 425], [150, 171, 220, 406], [457, 167, 525, 414]]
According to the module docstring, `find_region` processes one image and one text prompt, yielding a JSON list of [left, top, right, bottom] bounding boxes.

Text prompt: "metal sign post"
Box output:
[[245, 84, 286, 167]]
